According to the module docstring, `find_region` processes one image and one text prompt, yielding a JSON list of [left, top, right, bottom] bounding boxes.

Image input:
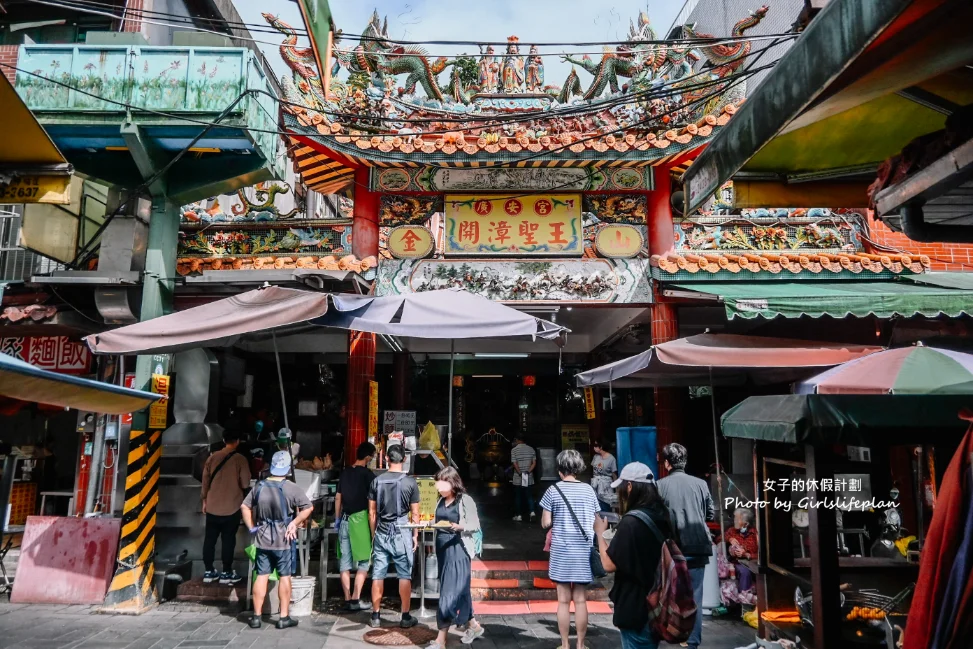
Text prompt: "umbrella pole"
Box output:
[[272, 332, 293, 479], [709, 368, 727, 558], [447, 340, 455, 463]]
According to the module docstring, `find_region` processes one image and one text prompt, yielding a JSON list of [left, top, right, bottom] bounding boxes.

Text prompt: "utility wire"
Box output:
[[9, 0, 311, 34], [26, 0, 310, 48], [340, 32, 800, 48], [3, 56, 754, 184], [3, 55, 773, 137]]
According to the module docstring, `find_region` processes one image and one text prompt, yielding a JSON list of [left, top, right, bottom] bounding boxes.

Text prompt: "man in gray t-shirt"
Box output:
[[241, 451, 312, 630]]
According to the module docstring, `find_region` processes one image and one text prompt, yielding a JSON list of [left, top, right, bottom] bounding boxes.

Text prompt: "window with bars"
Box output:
[[0, 205, 65, 281]]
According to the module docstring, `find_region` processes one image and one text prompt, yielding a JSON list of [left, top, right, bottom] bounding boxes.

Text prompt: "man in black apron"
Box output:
[[367, 444, 421, 629]]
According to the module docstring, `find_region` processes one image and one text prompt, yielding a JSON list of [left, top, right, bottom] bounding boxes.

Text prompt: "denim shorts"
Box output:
[[255, 547, 293, 577], [371, 526, 413, 580], [339, 519, 371, 573], [619, 624, 659, 649]]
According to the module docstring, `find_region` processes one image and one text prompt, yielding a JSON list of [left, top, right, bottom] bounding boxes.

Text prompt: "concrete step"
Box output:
[[176, 577, 248, 603], [473, 600, 613, 616], [471, 587, 609, 602]]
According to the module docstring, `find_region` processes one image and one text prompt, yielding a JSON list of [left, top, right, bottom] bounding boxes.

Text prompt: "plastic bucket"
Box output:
[[289, 576, 316, 617]]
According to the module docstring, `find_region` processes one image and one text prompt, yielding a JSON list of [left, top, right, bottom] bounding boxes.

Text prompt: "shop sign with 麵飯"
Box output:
[[444, 194, 583, 256]]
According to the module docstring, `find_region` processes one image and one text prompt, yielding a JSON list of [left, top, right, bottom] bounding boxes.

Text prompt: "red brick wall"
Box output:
[[0, 45, 19, 83], [867, 212, 973, 271], [121, 0, 145, 33]]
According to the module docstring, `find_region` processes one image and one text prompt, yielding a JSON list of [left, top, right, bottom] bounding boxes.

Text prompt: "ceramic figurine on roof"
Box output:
[[271, 7, 768, 165], [501, 37, 526, 94], [562, 12, 655, 100], [525, 45, 544, 92], [478, 45, 500, 93]]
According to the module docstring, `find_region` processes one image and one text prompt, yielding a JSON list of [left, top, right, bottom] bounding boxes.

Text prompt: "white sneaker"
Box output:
[[461, 624, 485, 644], [512, 515, 522, 522], [427, 642, 446, 649], [529, 512, 536, 520]]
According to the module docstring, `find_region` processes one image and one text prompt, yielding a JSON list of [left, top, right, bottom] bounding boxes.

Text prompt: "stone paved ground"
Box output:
[[0, 601, 758, 649]]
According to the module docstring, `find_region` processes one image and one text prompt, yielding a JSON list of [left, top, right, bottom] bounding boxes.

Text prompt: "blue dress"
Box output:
[[435, 498, 473, 630]]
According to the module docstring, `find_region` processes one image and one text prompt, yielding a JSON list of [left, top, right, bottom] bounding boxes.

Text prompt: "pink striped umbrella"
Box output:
[[795, 345, 973, 394]]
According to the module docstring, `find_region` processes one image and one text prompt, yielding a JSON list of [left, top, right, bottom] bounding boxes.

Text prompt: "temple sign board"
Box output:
[[445, 194, 583, 256]]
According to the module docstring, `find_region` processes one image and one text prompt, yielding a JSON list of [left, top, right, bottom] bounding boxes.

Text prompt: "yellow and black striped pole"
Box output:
[[100, 196, 179, 612], [102, 424, 162, 611]]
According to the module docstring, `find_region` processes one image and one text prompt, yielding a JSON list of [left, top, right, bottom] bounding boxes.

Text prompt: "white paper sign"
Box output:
[[383, 410, 417, 436]]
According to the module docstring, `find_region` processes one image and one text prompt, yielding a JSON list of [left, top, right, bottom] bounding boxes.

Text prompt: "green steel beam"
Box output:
[[120, 123, 168, 197], [682, 0, 913, 213]]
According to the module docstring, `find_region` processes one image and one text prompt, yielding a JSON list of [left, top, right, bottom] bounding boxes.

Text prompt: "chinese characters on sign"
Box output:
[[148, 374, 170, 429], [368, 381, 379, 436], [383, 410, 417, 436], [561, 424, 590, 452], [0, 336, 92, 374], [595, 224, 645, 259], [445, 194, 583, 255], [387, 226, 435, 259], [584, 387, 596, 420]]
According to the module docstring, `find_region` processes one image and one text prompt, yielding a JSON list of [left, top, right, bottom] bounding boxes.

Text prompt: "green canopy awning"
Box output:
[[721, 394, 971, 445], [902, 272, 973, 291], [672, 281, 973, 320]]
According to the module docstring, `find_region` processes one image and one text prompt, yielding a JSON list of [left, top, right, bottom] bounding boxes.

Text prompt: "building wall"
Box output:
[[674, 0, 806, 96], [868, 213, 973, 272], [0, 45, 17, 82]]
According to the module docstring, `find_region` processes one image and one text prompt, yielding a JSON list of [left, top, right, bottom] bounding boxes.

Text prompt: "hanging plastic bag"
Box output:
[[418, 421, 442, 452], [245, 543, 279, 581]]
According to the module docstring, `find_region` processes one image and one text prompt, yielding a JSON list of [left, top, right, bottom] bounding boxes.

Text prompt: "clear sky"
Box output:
[[235, 0, 683, 90]]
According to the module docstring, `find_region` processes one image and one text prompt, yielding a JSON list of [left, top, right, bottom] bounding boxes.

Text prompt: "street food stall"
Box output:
[[721, 394, 971, 649]]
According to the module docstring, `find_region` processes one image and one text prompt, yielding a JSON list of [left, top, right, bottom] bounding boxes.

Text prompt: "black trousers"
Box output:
[[203, 512, 241, 572]]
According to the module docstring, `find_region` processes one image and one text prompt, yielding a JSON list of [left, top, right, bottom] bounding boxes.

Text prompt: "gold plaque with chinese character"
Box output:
[[595, 224, 644, 259], [444, 194, 583, 256], [387, 225, 435, 259]]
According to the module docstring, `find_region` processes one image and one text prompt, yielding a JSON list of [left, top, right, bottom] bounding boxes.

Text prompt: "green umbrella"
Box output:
[[796, 346, 973, 394]]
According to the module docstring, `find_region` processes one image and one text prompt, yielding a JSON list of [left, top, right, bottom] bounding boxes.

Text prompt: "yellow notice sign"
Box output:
[[148, 374, 170, 429], [417, 477, 439, 522], [561, 424, 590, 451], [368, 380, 379, 436], [584, 387, 596, 420], [0, 176, 71, 204]]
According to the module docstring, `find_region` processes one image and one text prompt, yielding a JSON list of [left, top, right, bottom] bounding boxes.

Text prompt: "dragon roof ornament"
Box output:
[[266, 6, 770, 164]]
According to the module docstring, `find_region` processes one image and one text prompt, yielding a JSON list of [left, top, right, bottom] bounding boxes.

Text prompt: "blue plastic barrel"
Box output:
[[615, 426, 658, 477]]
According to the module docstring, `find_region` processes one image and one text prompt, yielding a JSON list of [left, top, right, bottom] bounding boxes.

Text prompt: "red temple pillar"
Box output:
[[648, 165, 676, 257], [352, 167, 380, 260], [651, 301, 683, 467], [345, 330, 376, 465]]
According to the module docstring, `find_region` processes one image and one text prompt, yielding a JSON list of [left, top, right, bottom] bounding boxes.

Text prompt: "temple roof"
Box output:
[[265, 6, 773, 174]]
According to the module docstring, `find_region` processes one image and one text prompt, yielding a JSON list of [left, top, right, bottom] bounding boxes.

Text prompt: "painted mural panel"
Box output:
[[377, 258, 651, 304], [445, 194, 583, 256], [379, 195, 442, 226], [371, 167, 652, 192]]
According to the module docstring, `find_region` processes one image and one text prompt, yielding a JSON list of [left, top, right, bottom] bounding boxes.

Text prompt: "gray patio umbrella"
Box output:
[[86, 286, 567, 459]]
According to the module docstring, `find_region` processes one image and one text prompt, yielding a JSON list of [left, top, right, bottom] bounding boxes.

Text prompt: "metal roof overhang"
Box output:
[[681, 0, 973, 214], [0, 72, 72, 202]]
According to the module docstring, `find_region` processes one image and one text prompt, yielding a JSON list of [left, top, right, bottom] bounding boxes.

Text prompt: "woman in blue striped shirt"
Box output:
[[540, 450, 601, 649]]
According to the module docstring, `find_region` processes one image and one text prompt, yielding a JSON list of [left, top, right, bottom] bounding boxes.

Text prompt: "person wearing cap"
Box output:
[[241, 450, 313, 630], [656, 443, 714, 649], [593, 462, 672, 649], [367, 444, 421, 629]]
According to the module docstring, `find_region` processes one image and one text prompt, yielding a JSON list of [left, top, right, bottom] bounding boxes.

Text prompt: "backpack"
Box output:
[[627, 509, 698, 643], [250, 479, 292, 544]]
